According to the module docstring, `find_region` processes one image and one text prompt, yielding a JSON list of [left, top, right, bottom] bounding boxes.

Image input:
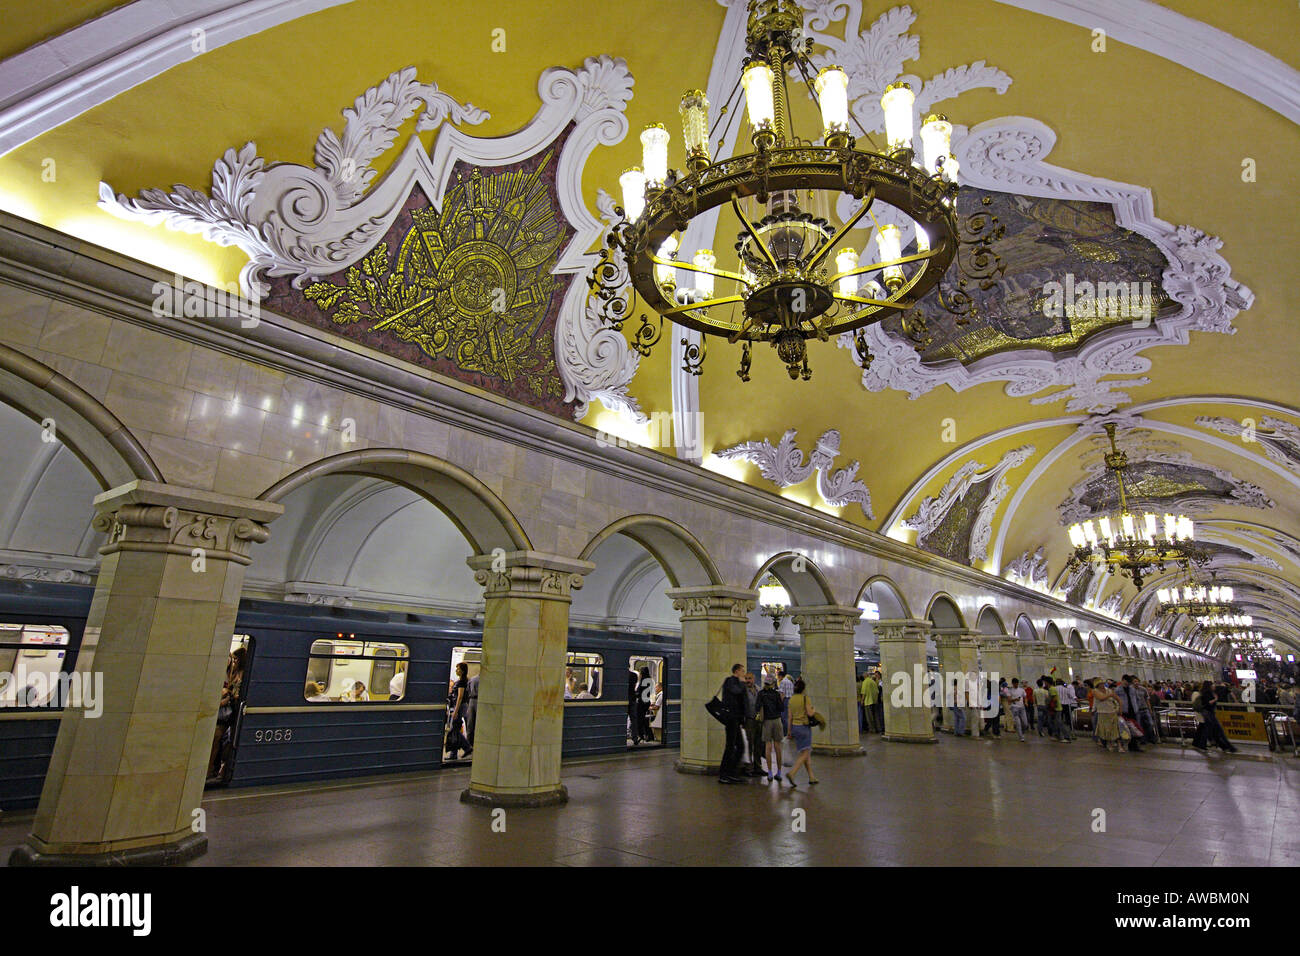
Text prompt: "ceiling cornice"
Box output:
[[0, 0, 358, 158], [994, 0, 1300, 124]]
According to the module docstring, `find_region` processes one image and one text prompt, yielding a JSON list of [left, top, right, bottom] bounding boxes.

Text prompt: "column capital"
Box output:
[[791, 604, 862, 633], [91, 479, 282, 566], [467, 550, 595, 601], [666, 585, 757, 621], [931, 627, 980, 647], [875, 618, 931, 641]]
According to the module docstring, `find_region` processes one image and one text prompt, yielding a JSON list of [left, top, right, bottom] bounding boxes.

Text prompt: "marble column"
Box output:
[[1044, 644, 1071, 681], [1016, 641, 1048, 685], [667, 586, 755, 774], [460, 551, 592, 808], [979, 637, 1021, 685], [934, 629, 982, 737], [877, 619, 936, 743], [11, 480, 280, 866], [793, 605, 864, 756], [1062, 647, 1088, 682]]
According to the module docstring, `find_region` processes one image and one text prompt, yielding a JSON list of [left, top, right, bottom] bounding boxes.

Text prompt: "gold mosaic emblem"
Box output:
[[305, 153, 565, 398]]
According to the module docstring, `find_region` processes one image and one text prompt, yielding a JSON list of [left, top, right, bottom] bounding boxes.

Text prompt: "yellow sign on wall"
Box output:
[[1218, 709, 1267, 742]]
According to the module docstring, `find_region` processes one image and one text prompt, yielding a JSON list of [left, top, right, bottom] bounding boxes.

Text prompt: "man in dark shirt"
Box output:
[[719, 663, 747, 783], [1118, 675, 1144, 752]]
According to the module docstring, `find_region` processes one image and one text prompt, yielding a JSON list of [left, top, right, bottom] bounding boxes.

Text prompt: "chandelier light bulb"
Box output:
[[742, 61, 776, 139], [692, 248, 716, 299], [835, 247, 860, 296], [679, 90, 711, 169], [919, 113, 952, 174], [942, 156, 960, 185], [654, 235, 679, 288], [1098, 516, 1113, 544], [1121, 512, 1135, 540], [1163, 513, 1176, 541], [1068, 524, 1086, 549], [1222, 586, 1233, 602], [874, 223, 904, 289], [1143, 513, 1157, 541], [640, 124, 670, 188], [881, 82, 915, 154], [914, 222, 930, 253], [619, 167, 646, 221], [1083, 521, 1098, 545], [815, 66, 850, 145], [758, 580, 790, 609]]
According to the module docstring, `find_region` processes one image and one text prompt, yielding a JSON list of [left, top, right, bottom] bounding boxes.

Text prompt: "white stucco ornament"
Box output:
[[98, 58, 643, 421], [715, 428, 874, 518]]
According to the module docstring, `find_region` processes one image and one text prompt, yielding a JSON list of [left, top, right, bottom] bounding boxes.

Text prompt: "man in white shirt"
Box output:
[[1007, 678, 1028, 741], [778, 670, 794, 734], [1058, 679, 1077, 741]]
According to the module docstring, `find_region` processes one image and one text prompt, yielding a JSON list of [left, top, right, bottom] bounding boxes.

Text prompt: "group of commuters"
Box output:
[[716, 664, 821, 788], [627, 666, 664, 744], [857, 669, 886, 735], [444, 660, 478, 761]]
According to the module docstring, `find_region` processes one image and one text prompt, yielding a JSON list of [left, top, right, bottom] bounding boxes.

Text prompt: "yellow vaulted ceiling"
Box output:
[[0, 0, 1296, 651]]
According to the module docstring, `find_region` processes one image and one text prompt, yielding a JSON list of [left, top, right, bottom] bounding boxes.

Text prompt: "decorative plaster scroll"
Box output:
[[902, 445, 1033, 564], [715, 428, 874, 518], [0, 563, 94, 586], [99, 57, 642, 421], [1195, 415, 1300, 475], [91, 504, 271, 567], [837, 117, 1254, 413], [1004, 545, 1048, 591]]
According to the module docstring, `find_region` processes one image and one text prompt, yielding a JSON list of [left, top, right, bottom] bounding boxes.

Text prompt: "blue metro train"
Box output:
[[0, 579, 807, 809]]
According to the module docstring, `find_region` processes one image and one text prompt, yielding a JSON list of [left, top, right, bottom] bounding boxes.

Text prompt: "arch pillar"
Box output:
[[667, 586, 756, 773], [978, 636, 1020, 685], [10, 480, 281, 866], [461, 551, 594, 808], [1059, 647, 1087, 681], [877, 619, 937, 743], [934, 628, 983, 737], [792, 605, 865, 756], [1046, 645, 1073, 681], [1016, 641, 1048, 683]]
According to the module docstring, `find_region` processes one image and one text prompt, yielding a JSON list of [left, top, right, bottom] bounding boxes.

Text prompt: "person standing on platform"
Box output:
[[778, 668, 794, 735], [785, 678, 820, 787], [860, 670, 880, 734], [1007, 678, 1029, 741], [718, 664, 748, 783], [1058, 678, 1076, 742], [464, 668, 478, 754], [871, 668, 886, 734], [757, 675, 785, 783], [743, 671, 764, 777]]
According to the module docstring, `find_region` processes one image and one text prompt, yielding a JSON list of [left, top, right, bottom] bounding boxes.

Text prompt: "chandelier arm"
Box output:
[[709, 72, 745, 143], [727, 315, 757, 344], [830, 292, 916, 312], [804, 187, 875, 270], [661, 295, 746, 317], [731, 198, 783, 273], [826, 246, 945, 285], [648, 249, 749, 285]]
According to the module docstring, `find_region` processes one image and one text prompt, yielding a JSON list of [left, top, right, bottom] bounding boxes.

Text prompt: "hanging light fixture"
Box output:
[[1065, 423, 1207, 589], [588, 0, 975, 381], [1156, 573, 1239, 620], [757, 573, 791, 631]]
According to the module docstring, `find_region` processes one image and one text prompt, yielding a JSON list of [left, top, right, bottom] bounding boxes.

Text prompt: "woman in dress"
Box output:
[[1093, 678, 1121, 752], [785, 678, 820, 787]]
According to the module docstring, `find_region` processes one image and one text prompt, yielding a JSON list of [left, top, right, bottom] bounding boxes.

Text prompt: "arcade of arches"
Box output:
[[0, 0, 1294, 867]]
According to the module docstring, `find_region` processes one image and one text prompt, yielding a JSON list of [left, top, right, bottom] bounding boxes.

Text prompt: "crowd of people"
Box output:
[[714, 664, 822, 787]]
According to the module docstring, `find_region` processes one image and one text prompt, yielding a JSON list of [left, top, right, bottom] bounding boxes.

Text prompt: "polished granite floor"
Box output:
[[4, 734, 1297, 866]]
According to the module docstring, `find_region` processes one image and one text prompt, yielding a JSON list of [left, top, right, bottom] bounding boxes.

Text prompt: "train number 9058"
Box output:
[[253, 728, 293, 742]]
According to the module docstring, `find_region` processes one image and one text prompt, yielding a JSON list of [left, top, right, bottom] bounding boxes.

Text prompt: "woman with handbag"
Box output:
[[209, 646, 247, 779], [446, 661, 470, 760], [785, 678, 820, 787]]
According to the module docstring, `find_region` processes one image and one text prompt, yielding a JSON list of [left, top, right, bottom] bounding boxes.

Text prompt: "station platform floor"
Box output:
[[4, 733, 1298, 867]]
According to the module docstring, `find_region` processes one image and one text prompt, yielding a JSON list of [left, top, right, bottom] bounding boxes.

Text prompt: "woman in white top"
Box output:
[[649, 683, 665, 740]]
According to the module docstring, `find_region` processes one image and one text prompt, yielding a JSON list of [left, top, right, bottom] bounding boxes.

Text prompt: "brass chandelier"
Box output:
[[588, 0, 984, 381], [1156, 574, 1239, 620], [1065, 423, 1207, 590], [757, 574, 791, 630]]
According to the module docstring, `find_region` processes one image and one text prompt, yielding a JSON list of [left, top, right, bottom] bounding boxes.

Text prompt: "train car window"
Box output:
[[304, 636, 410, 702], [449, 646, 482, 688], [564, 652, 603, 699], [0, 623, 71, 707]]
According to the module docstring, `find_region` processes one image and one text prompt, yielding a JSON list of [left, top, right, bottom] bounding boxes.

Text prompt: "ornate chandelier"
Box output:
[[757, 574, 791, 630], [1157, 576, 1238, 619], [1065, 423, 1207, 589], [588, 0, 978, 381]]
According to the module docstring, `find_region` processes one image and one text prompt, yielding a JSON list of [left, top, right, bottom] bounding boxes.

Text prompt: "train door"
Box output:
[[445, 646, 481, 762], [207, 633, 254, 787], [628, 655, 665, 747]]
